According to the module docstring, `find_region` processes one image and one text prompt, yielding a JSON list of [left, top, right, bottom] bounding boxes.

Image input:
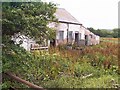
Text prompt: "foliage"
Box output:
[[2, 2, 57, 44], [2, 38, 119, 88], [87, 27, 120, 38], [2, 1, 119, 89], [112, 28, 119, 38]]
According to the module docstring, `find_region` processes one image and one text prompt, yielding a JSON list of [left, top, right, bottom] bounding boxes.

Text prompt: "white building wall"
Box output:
[[57, 23, 68, 30], [12, 34, 36, 51], [48, 22, 85, 40], [48, 22, 87, 45], [48, 22, 68, 40], [69, 24, 79, 40], [69, 24, 80, 32], [80, 26, 86, 40], [21, 38, 35, 51], [57, 23, 68, 40], [96, 35, 100, 44]]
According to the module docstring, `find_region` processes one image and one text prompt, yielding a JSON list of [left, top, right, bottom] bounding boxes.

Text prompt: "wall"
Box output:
[[95, 35, 100, 44], [48, 22, 68, 45], [48, 22, 100, 46], [56, 22, 86, 45], [80, 26, 85, 40], [12, 34, 36, 51]]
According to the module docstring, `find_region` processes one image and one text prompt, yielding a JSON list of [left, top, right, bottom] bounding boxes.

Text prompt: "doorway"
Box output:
[[75, 33, 79, 44], [85, 35, 88, 45], [50, 39, 56, 47]]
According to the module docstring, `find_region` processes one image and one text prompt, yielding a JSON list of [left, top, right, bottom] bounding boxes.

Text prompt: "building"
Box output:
[[84, 26, 100, 45], [12, 8, 100, 51], [49, 8, 85, 46], [50, 8, 100, 46]]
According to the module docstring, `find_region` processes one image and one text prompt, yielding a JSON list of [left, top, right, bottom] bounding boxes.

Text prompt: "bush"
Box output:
[[2, 41, 119, 88]]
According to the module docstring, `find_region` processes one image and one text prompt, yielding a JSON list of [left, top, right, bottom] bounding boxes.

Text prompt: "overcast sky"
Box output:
[[43, 0, 119, 29]]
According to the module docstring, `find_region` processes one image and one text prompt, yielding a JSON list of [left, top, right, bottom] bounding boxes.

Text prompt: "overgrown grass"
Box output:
[[2, 38, 119, 88]]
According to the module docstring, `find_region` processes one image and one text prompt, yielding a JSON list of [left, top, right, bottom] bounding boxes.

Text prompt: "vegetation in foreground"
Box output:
[[2, 38, 119, 88], [2, 2, 119, 89]]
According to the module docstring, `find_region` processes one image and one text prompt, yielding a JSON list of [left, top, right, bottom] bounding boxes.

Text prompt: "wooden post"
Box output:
[[5, 72, 45, 90]]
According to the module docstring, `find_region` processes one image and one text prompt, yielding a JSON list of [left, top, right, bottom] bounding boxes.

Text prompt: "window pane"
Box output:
[[79, 33, 81, 40], [68, 31, 73, 40], [59, 31, 64, 40]]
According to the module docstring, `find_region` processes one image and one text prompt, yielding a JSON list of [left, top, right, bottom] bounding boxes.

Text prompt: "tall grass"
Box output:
[[2, 38, 119, 88]]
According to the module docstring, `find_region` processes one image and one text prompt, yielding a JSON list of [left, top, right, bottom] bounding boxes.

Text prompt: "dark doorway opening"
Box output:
[[85, 35, 88, 45], [75, 33, 79, 44], [50, 39, 55, 47]]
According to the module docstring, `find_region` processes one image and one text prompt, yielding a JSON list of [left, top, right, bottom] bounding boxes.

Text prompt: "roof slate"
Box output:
[[55, 8, 81, 24]]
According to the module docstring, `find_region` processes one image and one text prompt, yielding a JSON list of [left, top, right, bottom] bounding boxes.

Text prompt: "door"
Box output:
[[85, 35, 88, 45], [75, 33, 79, 44]]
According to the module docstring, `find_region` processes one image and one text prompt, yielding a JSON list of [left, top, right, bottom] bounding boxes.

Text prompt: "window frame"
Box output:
[[59, 31, 64, 40]]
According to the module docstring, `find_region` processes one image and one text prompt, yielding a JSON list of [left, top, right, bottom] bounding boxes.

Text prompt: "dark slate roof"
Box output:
[[55, 8, 82, 25]]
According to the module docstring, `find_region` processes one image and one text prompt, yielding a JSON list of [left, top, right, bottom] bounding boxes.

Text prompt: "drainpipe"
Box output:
[[67, 23, 69, 43]]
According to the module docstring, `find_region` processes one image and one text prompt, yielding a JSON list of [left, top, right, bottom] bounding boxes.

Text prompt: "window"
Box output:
[[90, 34, 92, 38], [79, 33, 81, 40], [68, 31, 73, 40], [59, 31, 64, 40]]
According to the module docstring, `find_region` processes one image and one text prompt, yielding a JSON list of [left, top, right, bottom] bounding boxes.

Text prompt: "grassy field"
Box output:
[[101, 37, 118, 43], [2, 38, 119, 88]]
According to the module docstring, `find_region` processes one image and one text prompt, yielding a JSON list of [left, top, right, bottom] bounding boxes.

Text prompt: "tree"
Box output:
[[87, 27, 115, 37], [2, 2, 57, 88], [87, 27, 95, 33], [87, 27, 98, 35], [2, 2, 57, 44], [112, 28, 119, 38]]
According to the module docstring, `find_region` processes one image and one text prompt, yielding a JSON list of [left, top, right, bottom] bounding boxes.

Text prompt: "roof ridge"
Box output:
[[55, 8, 82, 24], [63, 8, 80, 23]]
